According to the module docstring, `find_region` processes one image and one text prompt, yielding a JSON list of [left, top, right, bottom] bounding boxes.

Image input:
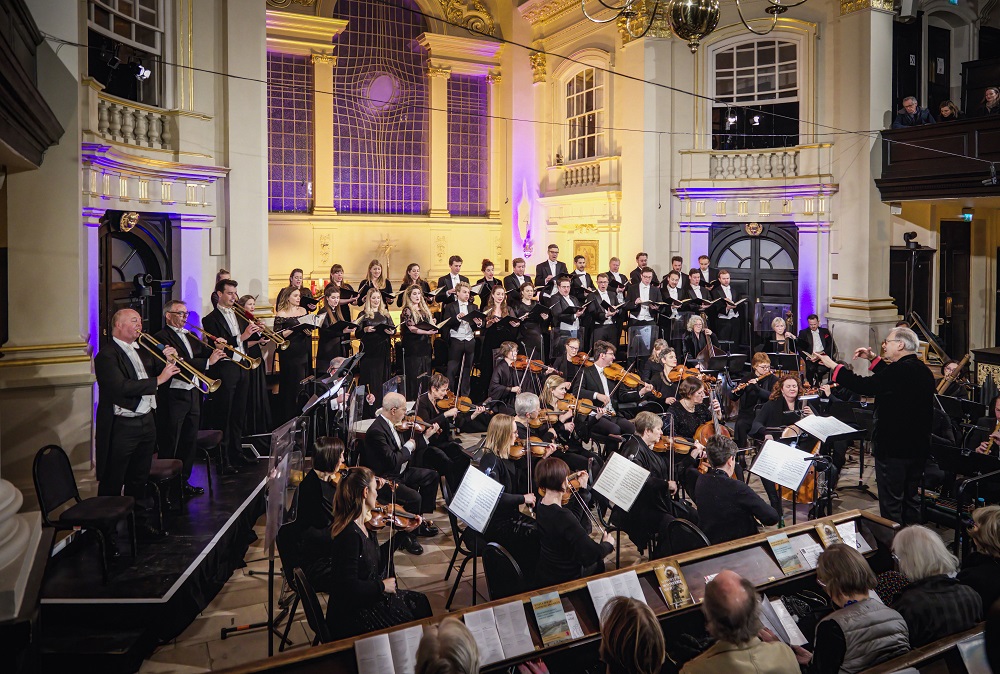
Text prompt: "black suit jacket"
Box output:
[[441, 299, 479, 334], [797, 327, 836, 358], [694, 468, 779, 544], [710, 284, 742, 314], [202, 308, 246, 382], [684, 283, 712, 306], [579, 365, 640, 406], [569, 272, 595, 302], [548, 294, 584, 331], [435, 274, 469, 306], [154, 327, 212, 373], [534, 260, 568, 293], [629, 266, 660, 286], [488, 361, 520, 405], [361, 414, 412, 479], [586, 289, 624, 329], [503, 273, 531, 295], [698, 267, 719, 288], [94, 341, 161, 480], [625, 283, 663, 321], [682, 331, 720, 364]]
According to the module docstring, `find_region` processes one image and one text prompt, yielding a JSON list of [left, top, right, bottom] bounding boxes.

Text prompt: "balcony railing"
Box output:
[[545, 156, 620, 194], [96, 95, 172, 150], [678, 144, 833, 184]]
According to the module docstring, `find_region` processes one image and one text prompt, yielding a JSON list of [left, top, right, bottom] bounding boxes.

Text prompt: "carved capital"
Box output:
[[267, 0, 316, 7], [529, 51, 547, 84], [311, 53, 336, 65], [840, 0, 894, 15], [438, 0, 496, 37], [427, 64, 453, 79], [486, 70, 502, 85]]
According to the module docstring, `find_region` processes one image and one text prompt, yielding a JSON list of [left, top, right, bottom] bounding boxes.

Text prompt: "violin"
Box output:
[[514, 354, 560, 375], [555, 394, 603, 415], [366, 503, 420, 531], [396, 414, 439, 435], [651, 435, 699, 454], [570, 352, 593, 367], [436, 391, 476, 413], [561, 473, 586, 505], [509, 437, 552, 459], [666, 365, 717, 383], [603, 364, 663, 398]]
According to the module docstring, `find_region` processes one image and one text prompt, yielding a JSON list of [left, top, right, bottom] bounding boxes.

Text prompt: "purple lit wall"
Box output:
[[267, 53, 313, 213], [447, 75, 488, 216], [331, 0, 428, 214]]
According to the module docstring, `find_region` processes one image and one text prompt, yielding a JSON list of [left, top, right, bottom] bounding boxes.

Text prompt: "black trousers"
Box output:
[[587, 414, 635, 455], [446, 338, 475, 398], [875, 452, 926, 524], [158, 387, 201, 480], [377, 466, 439, 515], [206, 363, 249, 462], [804, 360, 831, 386], [413, 439, 470, 494], [99, 413, 156, 512]]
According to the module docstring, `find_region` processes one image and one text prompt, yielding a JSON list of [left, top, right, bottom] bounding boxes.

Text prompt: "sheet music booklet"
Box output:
[[587, 570, 646, 624], [592, 452, 650, 512], [355, 625, 424, 674], [750, 440, 814, 492], [447, 466, 504, 534], [464, 601, 536, 665]]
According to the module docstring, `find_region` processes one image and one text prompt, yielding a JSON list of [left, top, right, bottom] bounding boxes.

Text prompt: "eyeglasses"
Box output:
[[168, 311, 190, 317]]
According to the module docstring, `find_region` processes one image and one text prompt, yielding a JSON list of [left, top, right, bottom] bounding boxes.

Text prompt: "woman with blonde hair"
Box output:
[[476, 414, 539, 574], [415, 618, 480, 674], [357, 258, 392, 305], [400, 284, 437, 399], [599, 597, 665, 674], [682, 314, 718, 366], [641, 338, 670, 381], [891, 525, 982, 647], [757, 316, 796, 353], [356, 288, 395, 410], [959, 505, 1000, 608], [537, 375, 599, 472]]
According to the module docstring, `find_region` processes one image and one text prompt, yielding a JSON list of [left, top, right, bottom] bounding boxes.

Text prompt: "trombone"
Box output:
[[185, 323, 261, 370], [136, 332, 221, 393], [232, 303, 289, 350]]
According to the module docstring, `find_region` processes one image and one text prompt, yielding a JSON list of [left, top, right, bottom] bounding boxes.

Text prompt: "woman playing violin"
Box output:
[[477, 414, 547, 575], [640, 339, 671, 382], [520, 385, 597, 473], [325, 466, 431, 640], [649, 346, 681, 405], [534, 457, 615, 588], [732, 352, 777, 447], [665, 376, 720, 493], [551, 337, 583, 385]]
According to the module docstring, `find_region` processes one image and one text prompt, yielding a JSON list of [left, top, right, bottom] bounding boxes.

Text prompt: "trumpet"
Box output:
[[232, 303, 289, 350], [185, 323, 261, 370], [136, 332, 221, 393]]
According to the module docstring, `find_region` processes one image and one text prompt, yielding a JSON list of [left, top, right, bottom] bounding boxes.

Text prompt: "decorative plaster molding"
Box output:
[[438, 0, 496, 36], [529, 51, 547, 84], [265, 10, 348, 56], [415, 33, 502, 76], [840, 0, 894, 14], [486, 70, 502, 85], [310, 53, 336, 65], [519, 0, 578, 27], [427, 64, 453, 79], [267, 0, 316, 7]]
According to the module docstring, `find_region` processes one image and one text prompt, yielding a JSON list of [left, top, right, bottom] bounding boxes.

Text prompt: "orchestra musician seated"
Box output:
[[664, 376, 721, 494], [550, 336, 582, 385], [647, 346, 680, 404], [731, 353, 776, 448], [579, 340, 648, 454], [324, 467, 431, 641], [533, 457, 615, 589], [694, 436, 778, 545], [756, 316, 796, 354], [518, 389, 594, 473], [682, 570, 799, 674], [488, 341, 522, 416], [415, 373, 485, 489], [682, 315, 718, 367]]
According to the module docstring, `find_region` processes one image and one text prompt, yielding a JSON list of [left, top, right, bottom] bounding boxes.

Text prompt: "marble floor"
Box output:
[[139, 442, 885, 672]]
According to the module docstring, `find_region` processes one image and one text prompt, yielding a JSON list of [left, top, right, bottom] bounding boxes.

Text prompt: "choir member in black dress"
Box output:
[[476, 285, 521, 400], [327, 263, 358, 323], [488, 341, 522, 416], [356, 288, 395, 412], [273, 286, 314, 425], [682, 315, 719, 366], [315, 285, 356, 375], [749, 373, 818, 517], [511, 281, 548, 364], [399, 284, 438, 400], [664, 376, 720, 494], [732, 353, 775, 447], [413, 373, 483, 491], [474, 259, 502, 309], [325, 466, 431, 640], [288, 268, 314, 305], [648, 347, 680, 405], [236, 295, 273, 435], [396, 262, 432, 308], [534, 457, 615, 589], [613, 411, 692, 559], [357, 258, 393, 306], [477, 414, 546, 575], [756, 315, 796, 354]]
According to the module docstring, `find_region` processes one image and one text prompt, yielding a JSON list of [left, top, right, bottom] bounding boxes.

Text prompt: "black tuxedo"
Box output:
[[569, 271, 595, 302], [625, 283, 663, 322], [534, 260, 568, 295], [662, 272, 689, 293], [154, 327, 211, 480], [586, 289, 624, 348], [360, 414, 439, 514], [797, 326, 837, 386], [442, 300, 476, 397], [503, 272, 530, 295], [710, 284, 743, 346], [547, 294, 585, 357], [202, 307, 250, 463], [698, 267, 719, 288], [435, 274, 469, 307], [578, 365, 638, 452], [94, 340, 160, 500], [684, 283, 712, 308]]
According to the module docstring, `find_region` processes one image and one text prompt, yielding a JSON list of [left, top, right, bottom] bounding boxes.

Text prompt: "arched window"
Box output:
[[565, 68, 605, 162], [711, 39, 799, 150]]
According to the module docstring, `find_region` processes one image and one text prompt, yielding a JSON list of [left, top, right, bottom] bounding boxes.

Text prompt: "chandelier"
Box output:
[[581, 0, 806, 53]]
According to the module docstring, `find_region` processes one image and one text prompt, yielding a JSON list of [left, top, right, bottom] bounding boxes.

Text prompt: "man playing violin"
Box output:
[[694, 436, 778, 545], [414, 373, 484, 490], [360, 392, 442, 555], [578, 341, 650, 453]]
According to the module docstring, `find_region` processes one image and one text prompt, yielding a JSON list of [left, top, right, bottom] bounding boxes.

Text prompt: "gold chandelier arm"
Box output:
[[581, 0, 627, 24], [624, 0, 661, 39], [733, 0, 779, 36]]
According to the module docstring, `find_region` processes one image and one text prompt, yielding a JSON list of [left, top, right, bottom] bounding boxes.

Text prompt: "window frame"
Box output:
[[564, 67, 605, 163], [88, 0, 163, 55], [551, 48, 613, 166]]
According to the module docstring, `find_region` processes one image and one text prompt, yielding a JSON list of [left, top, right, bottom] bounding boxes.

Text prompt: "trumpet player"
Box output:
[[204, 278, 262, 473], [95, 309, 180, 539], [156, 300, 226, 495]]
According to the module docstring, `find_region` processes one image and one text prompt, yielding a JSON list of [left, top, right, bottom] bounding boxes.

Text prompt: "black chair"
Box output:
[[33, 444, 136, 583], [274, 524, 305, 652], [482, 542, 525, 601], [441, 477, 486, 610], [293, 567, 332, 646], [664, 518, 711, 555], [196, 429, 224, 497], [147, 455, 183, 532]]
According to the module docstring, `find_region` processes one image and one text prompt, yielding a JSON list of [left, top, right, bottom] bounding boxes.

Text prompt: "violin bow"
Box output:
[[385, 481, 397, 579], [571, 480, 606, 536], [517, 346, 536, 390]]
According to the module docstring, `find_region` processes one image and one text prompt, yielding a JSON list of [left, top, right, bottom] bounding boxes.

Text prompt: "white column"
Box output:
[[312, 54, 336, 216], [223, 0, 268, 300], [427, 64, 451, 218]]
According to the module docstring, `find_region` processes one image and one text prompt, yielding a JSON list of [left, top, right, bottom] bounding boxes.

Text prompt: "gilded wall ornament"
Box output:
[[745, 222, 763, 236], [840, 0, 894, 14], [618, 0, 671, 46], [439, 0, 496, 36], [529, 51, 547, 84]]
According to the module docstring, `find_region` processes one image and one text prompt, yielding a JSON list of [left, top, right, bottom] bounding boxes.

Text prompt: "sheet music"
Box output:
[[355, 633, 396, 674], [957, 634, 990, 674], [463, 607, 506, 666], [835, 521, 870, 551], [792, 414, 858, 442], [798, 543, 824, 570], [587, 570, 646, 623], [387, 626, 424, 674], [592, 452, 650, 512], [296, 313, 325, 327], [762, 597, 808, 646], [493, 601, 536, 658], [750, 440, 815, 491], [448, 466, 504, 533]]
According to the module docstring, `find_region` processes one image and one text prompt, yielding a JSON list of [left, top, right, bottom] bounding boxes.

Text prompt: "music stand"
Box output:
[[767, 353, 799, 372], [840, 406, 877, 499], [936, 394, 964, 421], [960, 399, 987, 423], [708, 353, 746, 378], [774, 432, 833, 523], [627, 324, 655, 362]]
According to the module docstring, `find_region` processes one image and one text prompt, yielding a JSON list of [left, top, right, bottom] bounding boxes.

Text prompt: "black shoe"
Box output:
[[183, 483, 205, 497], [137, 524, 168, 540], [414, 521, 439, 538], [403, 537, 424, 555], [219, 461, 241, 475]]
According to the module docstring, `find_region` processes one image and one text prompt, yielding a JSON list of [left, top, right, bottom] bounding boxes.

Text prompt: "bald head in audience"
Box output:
[[703, 570, 760, 645]]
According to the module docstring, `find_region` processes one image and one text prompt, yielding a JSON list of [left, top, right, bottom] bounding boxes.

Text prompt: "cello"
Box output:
[[693, 386, 736, 478]]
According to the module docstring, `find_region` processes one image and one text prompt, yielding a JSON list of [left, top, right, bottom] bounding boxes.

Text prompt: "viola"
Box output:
[[555, 394, 603, 415], [509, 437, 551, 459], [570, 352, 593, 367], [603, 363, 663, 398], [513, 354, 561, 375], [366, 503, 420, 531], [435, 391, 476, 413], [560, 473, 586, 505]]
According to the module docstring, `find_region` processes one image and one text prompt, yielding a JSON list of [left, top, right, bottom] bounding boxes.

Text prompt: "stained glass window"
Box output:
[[267, 53, 314, 213], [447, 75, 489, 216]]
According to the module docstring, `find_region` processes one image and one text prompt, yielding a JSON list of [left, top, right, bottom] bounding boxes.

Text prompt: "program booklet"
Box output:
[[530, 592, 572, 646], [767, 533, 805, 576], [815, 522, 843, 548], [655, 560, 693, 609]]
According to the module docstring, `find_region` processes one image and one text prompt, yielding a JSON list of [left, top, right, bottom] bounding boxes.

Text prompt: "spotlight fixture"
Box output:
[[751, 115, 761, 126], [902, 231, 919, 250], [725, 108, 737, 129], [135, 64, 151, 81], [106, 43, 121, 70], [983, 163, 997, 187]]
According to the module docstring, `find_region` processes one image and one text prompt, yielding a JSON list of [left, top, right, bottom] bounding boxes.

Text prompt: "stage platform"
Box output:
[[37, 461, 268, 674]]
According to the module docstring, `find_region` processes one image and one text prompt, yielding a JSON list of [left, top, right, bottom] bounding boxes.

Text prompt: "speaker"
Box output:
[[897, 0, 918, 23]]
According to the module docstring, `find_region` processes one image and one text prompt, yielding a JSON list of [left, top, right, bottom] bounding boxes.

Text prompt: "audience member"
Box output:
[[415, 617, 480, 674], [683, 570, 799, 674], [891, 525, 982, 647], [938, 100, 961, 121], [599, 597, 666, 674], [975, 86, 1000, 117], [892, 96, 936, 128], [777, 544, 909, 674], [958, 505, 1000, 609]]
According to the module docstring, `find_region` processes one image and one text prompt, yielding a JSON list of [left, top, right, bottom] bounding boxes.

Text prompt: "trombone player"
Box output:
[[95, 309, 180, 539], [203, 278, 263, 473], [155, 300, 226, 495]]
